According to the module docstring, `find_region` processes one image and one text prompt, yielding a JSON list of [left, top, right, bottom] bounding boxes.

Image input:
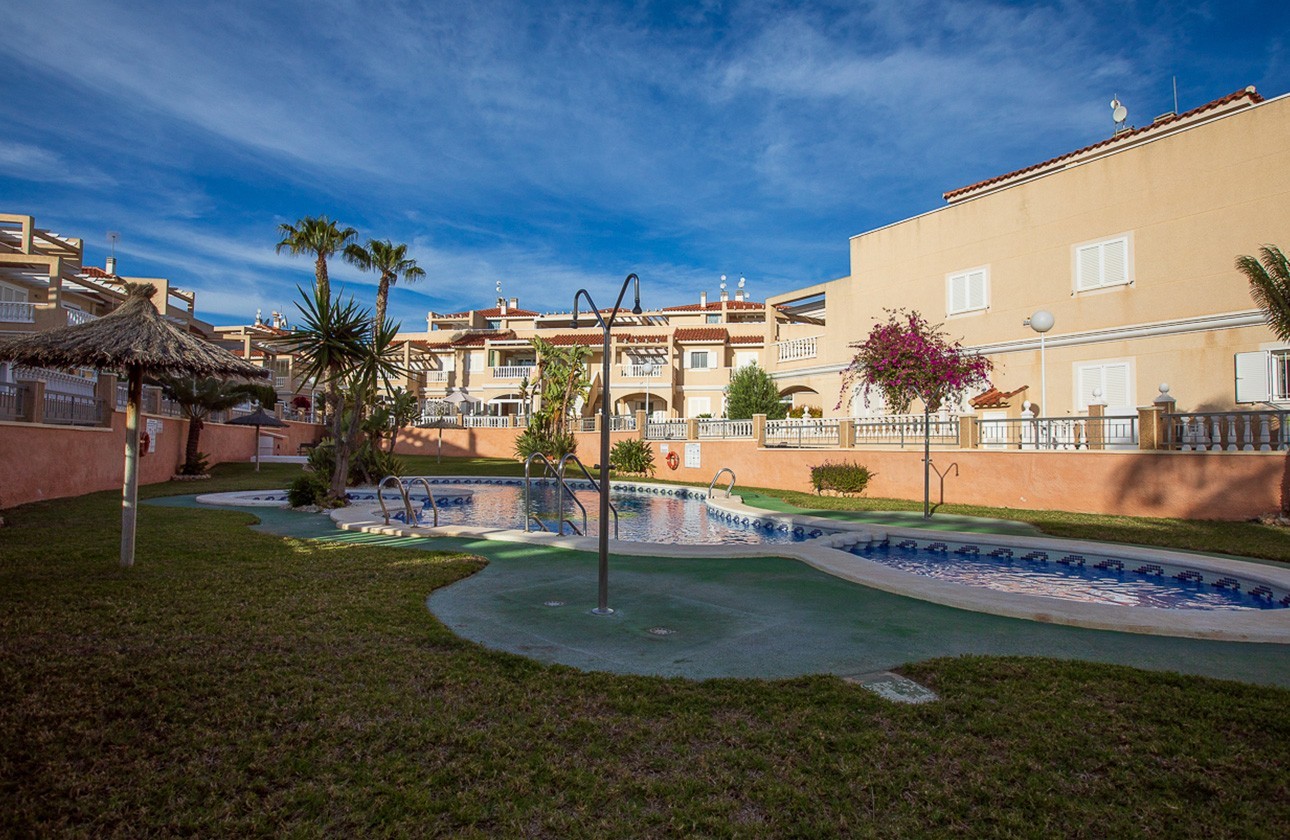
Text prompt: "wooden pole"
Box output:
[[121, 365, 143, 568]]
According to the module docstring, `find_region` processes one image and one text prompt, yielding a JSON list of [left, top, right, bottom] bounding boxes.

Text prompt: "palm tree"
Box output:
[[273, 286, 371, 502], [1236, 244, 1290, 517], [1237, 245, 1290, 340], [159, 377, 275, 475], [275, 216, 357, 301], [383, 386, 420, 453], [343, 239, 425, 332]]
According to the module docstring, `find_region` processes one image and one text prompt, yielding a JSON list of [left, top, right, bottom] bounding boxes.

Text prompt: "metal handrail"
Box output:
[[524, 452, 590, 536], [561, 519, 583, 536], [527, 513, 549, 532], [558, 453, 618, 539], [708, 467, 736, 498], [377, 474, 413, 525], [404, 477, 440, 527]]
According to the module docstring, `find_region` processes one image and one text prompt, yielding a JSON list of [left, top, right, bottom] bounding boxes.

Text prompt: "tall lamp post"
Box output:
[[573, 274, 642, 616], [1025, 310, 1055, 415]]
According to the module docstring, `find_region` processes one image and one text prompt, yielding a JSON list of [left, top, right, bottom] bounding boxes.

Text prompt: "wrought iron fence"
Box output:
[[43, 392, 105, 426], [976, 415, 1139, 449], [0, 383, 28, 421]]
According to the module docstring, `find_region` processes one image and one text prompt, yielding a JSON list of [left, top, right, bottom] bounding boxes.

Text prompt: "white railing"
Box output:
[[491, 365, 534, 379], [608, 415, 637, 432], [424, 371, 450, 383], [646, 419, 689, 440], [776, 336, 818, 363], [853, 414, 960, 448], [698, 418, 753, 438], [765, 418, 841, 447], [0, 301, 35, 323], [620, 363, 662, 378], [64, 308, 98, 326], [1167, 410, 1287, 451], [274, 376, 289, 389], [461, 415, 513, 428]]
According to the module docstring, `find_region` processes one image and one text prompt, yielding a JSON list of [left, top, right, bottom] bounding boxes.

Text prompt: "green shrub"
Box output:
[[306, 438, 403, 486], [809, 461, 874, 496], [513, 421, 576, 462], [610, 439, 655, 476], [788, 405, 823, 418], [287, 473, 329, 507], [177, 452, 211, 476]]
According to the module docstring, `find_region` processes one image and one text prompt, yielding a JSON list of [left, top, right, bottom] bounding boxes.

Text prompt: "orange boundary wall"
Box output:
[[0, 413, 323, 509]]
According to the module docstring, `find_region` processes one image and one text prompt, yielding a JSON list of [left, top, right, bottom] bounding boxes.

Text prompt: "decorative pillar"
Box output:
[[94, 373, 118, 428], [1086, 398, 1105, 451], [958, 415, 978, 449], [838, 418, 854, 448], [752, 413, 767, 447], [635, 409, 647, 440], [685, 417, 699, 441], [17, 378, 44, 423]]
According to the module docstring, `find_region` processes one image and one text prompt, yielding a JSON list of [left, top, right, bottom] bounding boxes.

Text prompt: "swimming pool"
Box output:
[[196, 477, 1290, 641], [845, 537, 1289, 611]]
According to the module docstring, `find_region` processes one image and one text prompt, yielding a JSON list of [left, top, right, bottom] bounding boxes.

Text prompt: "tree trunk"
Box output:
[[375, 274, 391, 334], [328, 387, 348, 503], [314, 253, 330, 301], [1281, 449, 1289, 518], [184, 415, 205, 473]]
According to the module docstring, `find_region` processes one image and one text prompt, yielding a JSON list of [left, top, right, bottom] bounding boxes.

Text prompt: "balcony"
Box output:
[[776, 336, 818, 363], [65, 308, 98, 326], [0, 301, 35, 323], [490, 365, 535, 379], [619, 363, 663, 378]]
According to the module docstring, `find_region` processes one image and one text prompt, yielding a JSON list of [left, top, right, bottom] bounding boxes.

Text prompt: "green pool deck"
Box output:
[[152, 496, 1290, 687], [735, 490, 1044, 536]]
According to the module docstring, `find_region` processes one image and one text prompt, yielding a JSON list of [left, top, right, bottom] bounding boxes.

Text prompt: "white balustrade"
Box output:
[[620, 363, 662, 378], [0, 301, 35, 323], [776, 336, 818, 362], [64, 308, 99, 326], [491, 365, 534, 379]]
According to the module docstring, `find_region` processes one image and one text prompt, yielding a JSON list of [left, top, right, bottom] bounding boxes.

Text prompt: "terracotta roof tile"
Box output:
[[674, 327, 729, 342], [450, 330, 513, 347], [436, 306, 540, 319], [944, 87, 1264, 202], [970, 386, 1027, 409], [729, 334, 764, 345], [545, 333, 604, 346], [618, 333, 668, 345], [79, 266, 117, 279]]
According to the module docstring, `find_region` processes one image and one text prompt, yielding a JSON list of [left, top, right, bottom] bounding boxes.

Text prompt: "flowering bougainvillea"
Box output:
[[838, 309, 992, 413]]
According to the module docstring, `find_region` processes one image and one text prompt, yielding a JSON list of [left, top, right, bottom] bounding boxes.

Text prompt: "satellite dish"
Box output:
[[1111, 97, 1127, 124], [738, 276, 745, 289]]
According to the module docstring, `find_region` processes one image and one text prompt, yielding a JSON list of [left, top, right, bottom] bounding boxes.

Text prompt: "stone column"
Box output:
[[1086, 402, 1105, 450], [752, 413, 767, 447], [635, 409, 647, 440], [17, 378, 44, 423], [958, 415, 978, 449], [94, 373, 118, 427], [838, 418, 855, 448]]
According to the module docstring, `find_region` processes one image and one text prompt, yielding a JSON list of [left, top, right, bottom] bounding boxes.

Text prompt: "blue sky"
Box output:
[[2, 1, 1286, 329]]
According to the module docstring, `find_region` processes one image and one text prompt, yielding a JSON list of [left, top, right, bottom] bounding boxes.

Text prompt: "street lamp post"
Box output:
[[1026, 310, 1055, 416], [573, 274, 643, 616]]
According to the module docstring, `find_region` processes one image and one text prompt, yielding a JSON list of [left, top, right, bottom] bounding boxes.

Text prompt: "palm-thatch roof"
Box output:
[[0, 282, 268, 380]]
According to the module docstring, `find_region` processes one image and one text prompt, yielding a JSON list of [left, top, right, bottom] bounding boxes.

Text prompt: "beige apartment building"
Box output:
[[768, 86, 1290, 421], [0, 213, 212, 403]]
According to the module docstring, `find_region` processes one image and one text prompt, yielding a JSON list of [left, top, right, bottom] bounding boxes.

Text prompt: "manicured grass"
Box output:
[[2, 465, 1289, 834], [736, 488, 1290, 565]]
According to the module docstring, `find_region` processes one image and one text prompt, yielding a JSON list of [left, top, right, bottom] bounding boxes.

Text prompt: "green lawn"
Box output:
[[1, 461, 1288, 835]]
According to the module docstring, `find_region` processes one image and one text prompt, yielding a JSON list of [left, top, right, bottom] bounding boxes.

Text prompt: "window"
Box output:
[[1235, 350, 1290, 403], [687, 396, 712, 416], [687, 350, 712, 369], [486, 319, 501, 329], [735, 350, 759, 369], [946, 267, 988, 315], [1075, 360, 1133, 412], [1073, 235, 1131, 292], [0, 282, 28, 302]]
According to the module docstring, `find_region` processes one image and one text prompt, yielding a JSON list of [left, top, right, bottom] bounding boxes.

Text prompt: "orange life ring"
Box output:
[[665, 451, 680, 470], [140, 431, 151, 456]]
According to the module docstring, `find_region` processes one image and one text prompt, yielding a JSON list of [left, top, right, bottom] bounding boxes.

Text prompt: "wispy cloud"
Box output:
[[0, 1, 1285, 326]]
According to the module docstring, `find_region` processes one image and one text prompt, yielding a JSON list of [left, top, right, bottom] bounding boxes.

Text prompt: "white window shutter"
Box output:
[[967, 270, 986, 310], [1234, 351, 1272, 403], [1076, 245, 1101, 290], [1103, 239, 1128, 286], [948, 273, 966, 313], [1101, 362, 1131, 409], [1076, 365, 1100, 409]]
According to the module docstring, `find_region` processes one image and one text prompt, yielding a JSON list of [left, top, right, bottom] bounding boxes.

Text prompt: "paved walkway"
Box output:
[[152, 496, 1290, 687]]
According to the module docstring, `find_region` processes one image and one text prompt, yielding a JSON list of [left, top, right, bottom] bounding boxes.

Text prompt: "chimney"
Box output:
[[720, 287, 729, 302], [105, 256, 117, 275], [509, 297, 518, 311], [699, 290, 708, 307], [500, 298, 508, 314], [735, 288, 745, 302]]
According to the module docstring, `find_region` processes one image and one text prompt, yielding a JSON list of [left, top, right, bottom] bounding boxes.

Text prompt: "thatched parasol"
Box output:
[[226, 407, 289, 472], [0, 282, 269, 567]]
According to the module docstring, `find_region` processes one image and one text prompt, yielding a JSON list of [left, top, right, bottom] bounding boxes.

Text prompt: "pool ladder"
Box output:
[[523, 452, 618, 538], [377, 475, 440, 528], [708, 467, 736, 498]]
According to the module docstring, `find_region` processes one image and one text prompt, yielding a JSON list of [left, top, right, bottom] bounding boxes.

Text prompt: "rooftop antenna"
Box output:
[[105, 231, 120, 275], [1173, 76, 1179, 114], [1110, 96, 1128, 134]]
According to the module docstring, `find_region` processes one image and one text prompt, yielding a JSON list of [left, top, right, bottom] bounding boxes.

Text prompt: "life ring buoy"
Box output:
[[665, 451, 680, 470], [140, 431, 151, 456]]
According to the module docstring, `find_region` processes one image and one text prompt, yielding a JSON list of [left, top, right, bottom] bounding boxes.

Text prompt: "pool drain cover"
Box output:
[[543, 600, 565, 607], [647, 627, 676, 636]]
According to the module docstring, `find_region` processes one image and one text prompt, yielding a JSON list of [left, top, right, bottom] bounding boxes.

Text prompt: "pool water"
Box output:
[[382, 479, 833, 545], [849, 539, 1289, 611]]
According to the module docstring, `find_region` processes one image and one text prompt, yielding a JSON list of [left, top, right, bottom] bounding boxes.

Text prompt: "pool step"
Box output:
[[843, 671, 939, 704]]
